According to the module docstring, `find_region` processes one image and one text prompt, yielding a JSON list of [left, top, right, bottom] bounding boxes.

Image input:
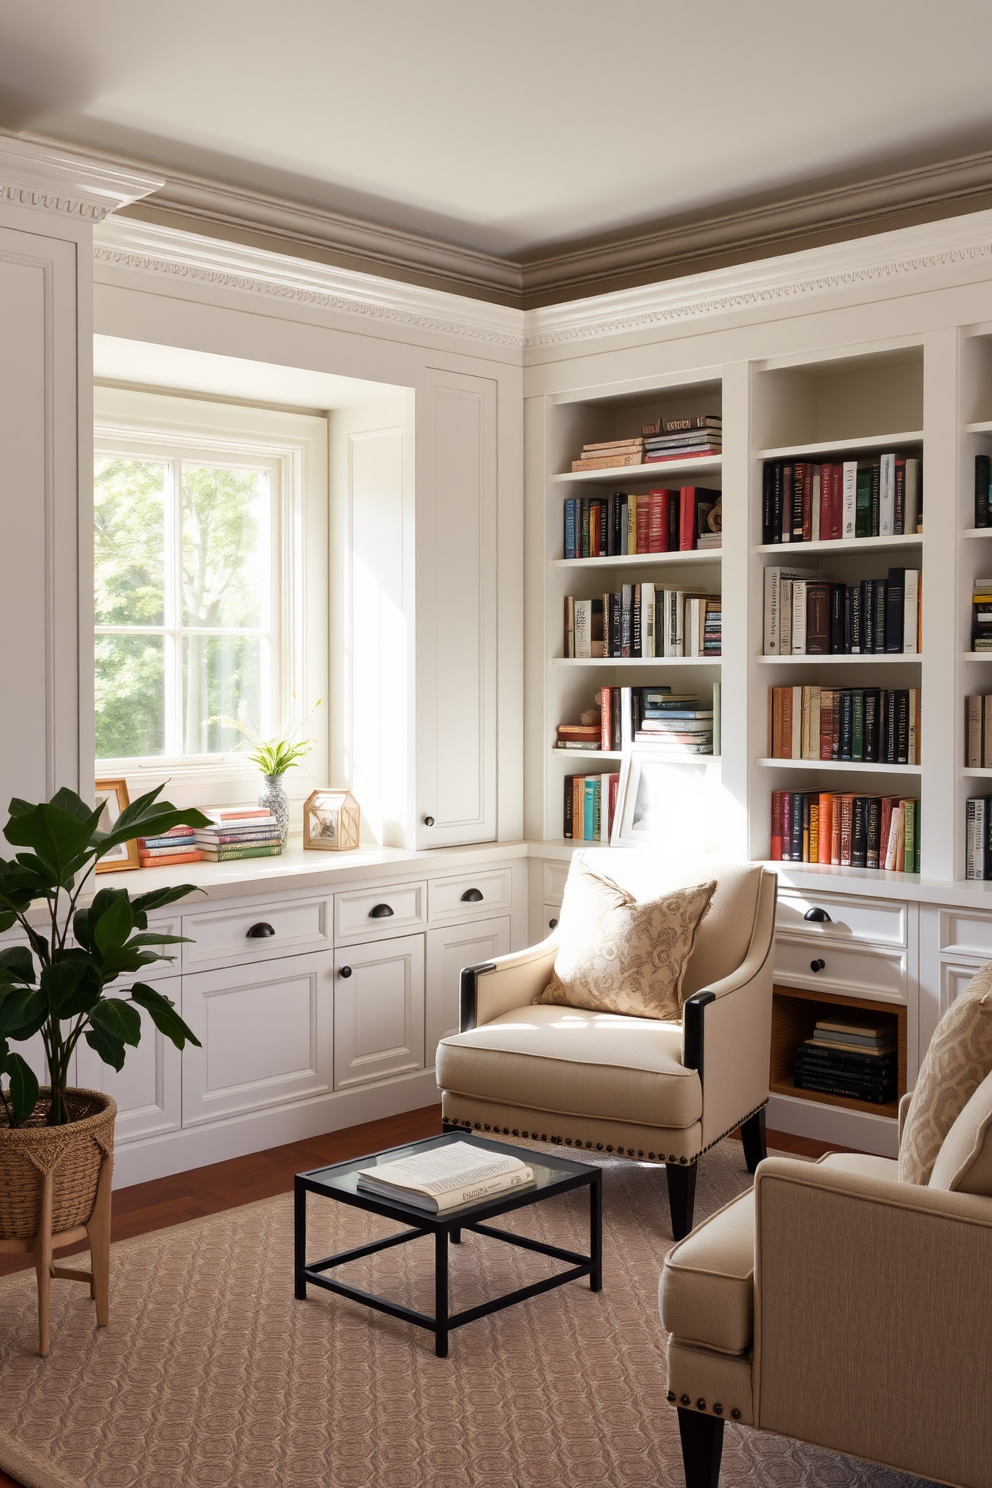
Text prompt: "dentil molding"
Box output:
[[0, 135, 162, 223]]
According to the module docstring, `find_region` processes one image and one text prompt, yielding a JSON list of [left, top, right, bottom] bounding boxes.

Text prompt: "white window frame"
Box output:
[[93, 387, 328, 808]]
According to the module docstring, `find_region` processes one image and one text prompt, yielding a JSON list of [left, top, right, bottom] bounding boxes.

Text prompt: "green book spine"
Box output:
[[198, 844, 284, 861], [851, 689, 865, 761], [904, 799, 915, 872], [915, 802, 922, 873], [855, 465, 873, 538]]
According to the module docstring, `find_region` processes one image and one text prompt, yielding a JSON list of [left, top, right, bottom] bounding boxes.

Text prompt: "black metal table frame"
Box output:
[[294, 1142, 603, 1358]]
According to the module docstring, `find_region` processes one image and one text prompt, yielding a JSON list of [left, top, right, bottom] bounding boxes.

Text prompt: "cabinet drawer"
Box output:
[[542, 861, 570, 904], [939, 909, 992, 960], [429, 867, 512, 923], [334, 881, 426, 944], [774, 938, 906, 1003], [776, 889, 907, 949], [181, 896, 332, 971]]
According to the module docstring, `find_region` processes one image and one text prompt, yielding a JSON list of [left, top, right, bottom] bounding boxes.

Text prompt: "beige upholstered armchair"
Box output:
[[436, 851, 778, 1240], [660, 970, 992, 1488]]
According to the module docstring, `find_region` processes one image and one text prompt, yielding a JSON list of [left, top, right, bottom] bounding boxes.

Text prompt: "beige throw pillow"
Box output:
[[929, 1068, 992, 1197], [535, 860, 715, 1021], [898, 964, 992, 1185]]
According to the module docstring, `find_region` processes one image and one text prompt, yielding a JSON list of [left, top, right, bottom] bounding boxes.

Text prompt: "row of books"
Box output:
[[768, 686, 920, 765], [570, 415, 722, 472], [793, 1017, 898, 1105], [565, 588, 721, 659], [137, 807, 283, 866], [973, 578, 992, 652], [771, 791, 921, 871], [763, 567, 920, 655], [555, 684, 721, 755], [965, 796, 992, 879], [761, 456, 922, 544], [975, 455, 992, 528], [965, 695, 992, 768], [563, 772, 619, 841], [563, 487, 721, 558]]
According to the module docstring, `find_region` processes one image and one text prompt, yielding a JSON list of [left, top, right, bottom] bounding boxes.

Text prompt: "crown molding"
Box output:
[[93, 217, 525, 348], [523, 208, 992, 349], [0, 134, 162, 223]]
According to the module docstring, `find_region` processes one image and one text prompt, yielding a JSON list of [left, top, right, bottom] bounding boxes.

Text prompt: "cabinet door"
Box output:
[[334, 934, 425, 1089], [416, 369, 497, 848], [75, 998, 180, 1143], [425, 916, 511, 1060], [182, 951, 333, 1125]]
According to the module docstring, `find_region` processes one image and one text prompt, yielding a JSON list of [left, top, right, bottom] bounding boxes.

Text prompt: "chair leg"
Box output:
[[677, 1408, 724, 1488], [740, 1108, 767, 1175], [665, 1161, 698, 1241], [85, 1155, 113, 1328], [33, 1171, 54, 1358]]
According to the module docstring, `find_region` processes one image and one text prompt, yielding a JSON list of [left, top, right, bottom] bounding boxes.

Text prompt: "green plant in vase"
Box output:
[[215, 698, 320, 846]]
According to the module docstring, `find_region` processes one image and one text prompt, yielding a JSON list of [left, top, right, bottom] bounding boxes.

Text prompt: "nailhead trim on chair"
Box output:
[[666, 1392, 740, 1421]]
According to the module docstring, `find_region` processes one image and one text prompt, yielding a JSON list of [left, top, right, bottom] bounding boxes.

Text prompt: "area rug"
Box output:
[[0, 1139, 935, 1488]]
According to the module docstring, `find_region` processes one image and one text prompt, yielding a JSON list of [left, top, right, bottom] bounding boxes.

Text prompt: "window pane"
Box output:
[[182, 465, 267, 628], [183, 634, 262, 755], [94, 458, 167, 626], [95, 634, 166, 758]]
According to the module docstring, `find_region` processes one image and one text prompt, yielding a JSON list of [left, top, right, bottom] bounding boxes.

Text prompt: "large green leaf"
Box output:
[[84, 1024, 126, 1072], [47, 788, 94, 824], [0, 946, 35, 985], [93, 894, 134, 953], [95, 807, 211, 858], [40, 960, 88, 1015], [0, 911, 15, 935], [0, 1049, 39, 1127], [4, 800, 104, 881], [131, 885, 203, 916], [129, 983, 201, 1049], [0, 986, 47, 1039], [90, 997, 141, 1048]]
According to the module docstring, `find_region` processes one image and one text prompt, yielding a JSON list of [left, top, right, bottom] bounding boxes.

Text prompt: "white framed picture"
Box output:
[[610, 749, 723, 852]]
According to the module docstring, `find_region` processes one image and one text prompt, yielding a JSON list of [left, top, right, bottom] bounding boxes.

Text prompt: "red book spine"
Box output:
[[608, 773, 619, 837], [802, 464, 813, 542], [679, 487, 696, 551], [600, 687, 612, 752], [771, 791, 784, 860], [831, 463, 844, 540], [819, 463, 832, 541]]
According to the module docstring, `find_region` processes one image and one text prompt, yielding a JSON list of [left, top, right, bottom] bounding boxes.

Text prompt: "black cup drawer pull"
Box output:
[[804, 907, 832, 923], [369, 903, 394, 919], [247, 922, 276, 938], [460, 888, 484, 903], [810, 959, 826, 973]]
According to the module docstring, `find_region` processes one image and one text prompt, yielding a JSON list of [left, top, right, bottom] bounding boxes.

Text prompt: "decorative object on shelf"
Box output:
[[611, 746, 722, 850], [303, 788, 361, 852], [0, 784, 206, 1354], [212, 697, 321, 847], [93, 779, 139, 873]]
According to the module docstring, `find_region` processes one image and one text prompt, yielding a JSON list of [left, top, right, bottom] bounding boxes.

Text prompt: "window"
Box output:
[[93, 388, 328, 791]]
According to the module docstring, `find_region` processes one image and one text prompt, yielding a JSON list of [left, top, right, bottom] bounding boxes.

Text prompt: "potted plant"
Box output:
[[217, 698, 320, 845], [0, 784, 209, 1351]]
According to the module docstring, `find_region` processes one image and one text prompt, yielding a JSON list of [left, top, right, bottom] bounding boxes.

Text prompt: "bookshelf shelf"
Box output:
[[755, 533, 921, 557], [554, 551, 720, 570], [962, 527, 992, 540], [756, 757, 922, 774], [552, 748, 621, 760], [553, 455, 722, 485], [963, 421, 992, 435], [961, 766, 992, 777], [757, 430, 924, 461], [553, 656, 721, 668], [757, 653, 920, 665], [770, 984, 906, 1121], [962, 652, 992, 661]]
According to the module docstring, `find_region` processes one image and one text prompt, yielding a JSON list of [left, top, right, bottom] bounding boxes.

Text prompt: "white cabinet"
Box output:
[[181, 950, 334, 1125], [75, 1000, 181, 1144], [333, 934, 425, 1089], [425, 915, 511, 1058]]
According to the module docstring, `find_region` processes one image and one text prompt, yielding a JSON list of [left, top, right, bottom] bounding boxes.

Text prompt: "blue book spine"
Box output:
[[139, 834, 195, 849], [583, 778, 598, 840], [564, 499, 577, 559]]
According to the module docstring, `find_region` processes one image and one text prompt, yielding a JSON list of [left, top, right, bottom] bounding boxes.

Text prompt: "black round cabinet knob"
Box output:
[[810, 959, 826, 973], [339, 966, 353, 979], [549, 917, 559, 930], [804, 907, 832, 923], [246, 923, 275, 938], [423, 816, 435, 827]]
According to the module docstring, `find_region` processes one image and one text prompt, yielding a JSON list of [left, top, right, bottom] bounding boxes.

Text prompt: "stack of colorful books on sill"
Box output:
[[137, 825, 203, 867], [194, 808, 283, 862], [793, 1017, 898, 1105]]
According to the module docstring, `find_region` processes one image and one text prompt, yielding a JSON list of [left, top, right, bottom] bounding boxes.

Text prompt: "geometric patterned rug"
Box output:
[[0, 1138, 937, 1488]]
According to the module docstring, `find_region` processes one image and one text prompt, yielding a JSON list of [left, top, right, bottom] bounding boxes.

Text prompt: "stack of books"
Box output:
[[973, 578, 992, 651], [768, 686, 920, 764], [643, 415, 722, 463], [763, 567, 920, 655], [137, 825, 202, 867], [563, 770, 620, 841], [565, 586, 721, 659], [762, 454, 921, 542], [194, 808, 283, 861], [771, 791, 920, 870], [793, 1017, 898, 1105], [598, 684, 721, 755], [571, 437, 643, 472], [634, 694, 714, 754], [965, 795, 992, 878], [965, 696, 992, 767], [563, 486, 720, 558], [555, 723, 603, 752]]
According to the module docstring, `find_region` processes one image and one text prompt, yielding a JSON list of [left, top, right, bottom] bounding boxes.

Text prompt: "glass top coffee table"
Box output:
[[295, 1131, 602, 1356]]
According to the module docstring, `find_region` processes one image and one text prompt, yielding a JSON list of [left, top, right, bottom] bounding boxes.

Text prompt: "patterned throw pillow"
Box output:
[[929, 1069, 992, 1197], [534, 860, 715, 1021], [898, 964, 992, 1185]]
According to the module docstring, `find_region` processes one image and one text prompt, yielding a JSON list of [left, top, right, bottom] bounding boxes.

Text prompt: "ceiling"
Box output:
[[4, 0, 992, 263]]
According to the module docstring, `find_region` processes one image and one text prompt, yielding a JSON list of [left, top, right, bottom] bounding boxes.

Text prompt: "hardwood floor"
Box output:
[[0, 1108, 856, 1488]]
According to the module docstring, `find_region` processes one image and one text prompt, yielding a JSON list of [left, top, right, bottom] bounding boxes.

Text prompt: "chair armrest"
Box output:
[[752, 1155, 992, 1484], [898, 1089, 913, 1148], [460, 937, 558, 1031]]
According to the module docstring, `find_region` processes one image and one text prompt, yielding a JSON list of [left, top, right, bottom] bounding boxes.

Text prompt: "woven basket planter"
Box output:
[[0, 1088, 116, 1242]]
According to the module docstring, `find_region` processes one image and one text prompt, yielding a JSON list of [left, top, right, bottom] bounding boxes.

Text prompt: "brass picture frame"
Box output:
[[94, 779, 140, 873]]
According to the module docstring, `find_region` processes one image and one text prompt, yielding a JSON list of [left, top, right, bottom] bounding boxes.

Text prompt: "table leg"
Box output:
[[434, 1229, 449, 1357], [589, 1170, 603, 1292], [294, 1182, 307, 1300], [450, 1227, 462, 1244]]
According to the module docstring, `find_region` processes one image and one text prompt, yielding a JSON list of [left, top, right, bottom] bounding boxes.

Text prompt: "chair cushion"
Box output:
[[436, 1003, 701, 1129], [929, 1068, 992, 1197], [898, 964, 992, 1185], [660, 1189, 754, 1354], [818, 1152, 899, 1182], [533, 858, 715, 1020]]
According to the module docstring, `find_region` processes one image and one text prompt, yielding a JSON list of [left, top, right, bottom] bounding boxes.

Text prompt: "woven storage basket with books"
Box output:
[[0, 1088, 116, 1241]]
